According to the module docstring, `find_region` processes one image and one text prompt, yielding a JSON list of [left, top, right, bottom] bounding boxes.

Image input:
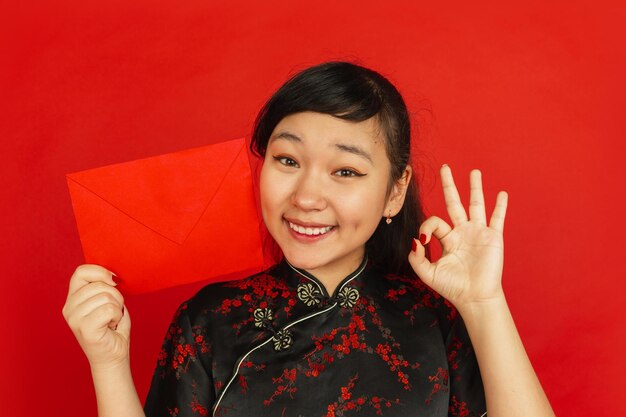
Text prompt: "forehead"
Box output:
[[269, 112, 387, 159]]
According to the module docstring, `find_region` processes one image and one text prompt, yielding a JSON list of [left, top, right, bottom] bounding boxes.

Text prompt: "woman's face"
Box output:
[[260, 111, 396, 280]]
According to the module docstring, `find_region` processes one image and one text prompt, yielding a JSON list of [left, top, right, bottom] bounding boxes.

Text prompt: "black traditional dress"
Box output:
[[144, 257, 487, 417]]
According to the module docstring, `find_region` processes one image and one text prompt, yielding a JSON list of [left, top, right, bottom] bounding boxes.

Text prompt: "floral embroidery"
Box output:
[[273, 328, 294, 351], [337, 286, 360, 308], [449, 395, 471, 417], [263, 368, 297, 406], [323, 374, 401, 417], [296, 282, 322, 306], [145, 261, 486, 417], [253, 307, 273, 328], [213, 273, 299, 336], [426, 367, 450, 404]]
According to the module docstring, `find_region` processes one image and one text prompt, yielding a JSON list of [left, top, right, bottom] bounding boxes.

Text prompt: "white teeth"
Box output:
[[288, 222, 333, 236]]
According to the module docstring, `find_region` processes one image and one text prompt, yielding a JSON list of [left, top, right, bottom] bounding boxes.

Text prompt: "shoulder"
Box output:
[[376, 269, 459, 333], [377, 270, 449, 307]]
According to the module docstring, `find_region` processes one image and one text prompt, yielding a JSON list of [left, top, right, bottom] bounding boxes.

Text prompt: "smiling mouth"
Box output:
[[287, 221, 335, 236]]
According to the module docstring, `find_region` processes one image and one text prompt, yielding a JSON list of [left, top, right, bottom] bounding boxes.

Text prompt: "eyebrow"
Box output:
[[270, 132, 302, 143], [334, 143, 373, 164], [270, 131, 374, 164]]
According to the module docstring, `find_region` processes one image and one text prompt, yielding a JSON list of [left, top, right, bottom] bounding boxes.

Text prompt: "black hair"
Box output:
[[250, 61, 426, 276]]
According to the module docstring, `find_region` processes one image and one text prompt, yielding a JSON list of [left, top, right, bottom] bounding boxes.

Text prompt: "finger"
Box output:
[[68, 264, 117, 297], [81, 303, 125, 342], [418, 216, 453, 245], [489, 191, 508, 233], [67, 297, 124, 341], [68, 292, 124, 328], [440, 164, 468, 226], [468, 169, 487, 225], [72, 282, 124, 308], [408, 238, 436, 288], [65, 283, 124, 319]]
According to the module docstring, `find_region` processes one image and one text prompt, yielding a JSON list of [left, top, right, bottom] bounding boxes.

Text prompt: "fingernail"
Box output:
[[412, 238, 418, 252], [419, 234, 427, 245], [111, 271, 118, 277]]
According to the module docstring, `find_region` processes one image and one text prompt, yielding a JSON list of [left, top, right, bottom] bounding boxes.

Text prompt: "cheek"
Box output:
[[259, 165, 289, 219], [259, 164, 273, 223], [335, 185, 387, 227]]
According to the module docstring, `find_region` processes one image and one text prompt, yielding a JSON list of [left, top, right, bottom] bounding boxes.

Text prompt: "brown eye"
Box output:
[[273, 156, 299, 168], [334, 168, 365, 177]]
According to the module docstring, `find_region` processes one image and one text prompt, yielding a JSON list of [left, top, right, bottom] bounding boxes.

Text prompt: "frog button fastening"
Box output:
[[272, 328, 293, 351], [336, 286, 360, 308], [296, 282, 323, 306], [253, 307, 273, 329]]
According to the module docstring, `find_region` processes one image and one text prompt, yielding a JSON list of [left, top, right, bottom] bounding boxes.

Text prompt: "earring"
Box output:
[[386, 211, 392, 224]]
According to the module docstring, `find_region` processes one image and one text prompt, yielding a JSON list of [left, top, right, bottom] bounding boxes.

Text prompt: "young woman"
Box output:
[[63, 61, 555, 417]]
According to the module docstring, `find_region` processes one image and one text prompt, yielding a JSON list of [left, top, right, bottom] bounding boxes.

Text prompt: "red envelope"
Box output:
[[66, 138, 275, 294]]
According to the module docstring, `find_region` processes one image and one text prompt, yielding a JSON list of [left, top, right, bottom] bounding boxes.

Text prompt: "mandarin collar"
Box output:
[[250, 257, 370, 353], [282, 256, 369, 299]]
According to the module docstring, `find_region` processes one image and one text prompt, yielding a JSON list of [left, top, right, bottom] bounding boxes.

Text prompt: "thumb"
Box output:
[[115, 305, 131, 340]]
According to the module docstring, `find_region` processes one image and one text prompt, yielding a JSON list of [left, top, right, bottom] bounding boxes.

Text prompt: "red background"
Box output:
[[2, 1, 624, 416]]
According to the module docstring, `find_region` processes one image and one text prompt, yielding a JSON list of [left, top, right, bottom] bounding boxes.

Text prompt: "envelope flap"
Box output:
[[66, 138, 247, 244]]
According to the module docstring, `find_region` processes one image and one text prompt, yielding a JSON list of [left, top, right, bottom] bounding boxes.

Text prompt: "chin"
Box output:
[[281, 250, 326, 271]]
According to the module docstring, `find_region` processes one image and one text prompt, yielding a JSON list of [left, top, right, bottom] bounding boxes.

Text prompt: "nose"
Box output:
[[291, 170, 327, 211]]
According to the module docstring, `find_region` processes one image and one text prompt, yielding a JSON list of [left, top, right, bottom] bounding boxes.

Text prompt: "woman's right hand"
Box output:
[[62, 264, 131, 370]]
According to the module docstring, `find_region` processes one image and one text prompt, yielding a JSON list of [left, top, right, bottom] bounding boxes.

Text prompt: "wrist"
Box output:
[[89, 356, 131, 377], [456, 290, 509, 321]]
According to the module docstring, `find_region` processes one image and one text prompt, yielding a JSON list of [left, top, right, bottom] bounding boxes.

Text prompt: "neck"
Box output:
[[300, 252, 365, 296]]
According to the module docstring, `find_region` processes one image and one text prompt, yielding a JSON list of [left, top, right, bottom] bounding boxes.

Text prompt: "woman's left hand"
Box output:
[[408, 164, 509, 312]]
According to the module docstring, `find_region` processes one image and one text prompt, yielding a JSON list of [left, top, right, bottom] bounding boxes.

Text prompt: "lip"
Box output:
[[284, 217, 334, 228], [283, 218, 336, 243]]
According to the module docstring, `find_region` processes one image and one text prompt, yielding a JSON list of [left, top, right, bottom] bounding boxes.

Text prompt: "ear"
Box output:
[[384, 165, 412, 217]]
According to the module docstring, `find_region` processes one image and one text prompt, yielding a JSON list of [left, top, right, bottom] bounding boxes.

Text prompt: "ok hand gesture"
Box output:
[[408, 165, 508, 312]]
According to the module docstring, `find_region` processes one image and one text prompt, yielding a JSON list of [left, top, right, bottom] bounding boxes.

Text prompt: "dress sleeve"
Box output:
[[144, 301, 215, 417], [446, 312, 487, 417]]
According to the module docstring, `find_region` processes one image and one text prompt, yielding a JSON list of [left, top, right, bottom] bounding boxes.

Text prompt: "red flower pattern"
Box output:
[[145, 261, 486, 417]]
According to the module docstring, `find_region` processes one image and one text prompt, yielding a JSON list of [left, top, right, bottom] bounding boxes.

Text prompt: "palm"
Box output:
[[409, 166, 508, 310], [102, 326, 131, 362], [431, 221, 504, 304]]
